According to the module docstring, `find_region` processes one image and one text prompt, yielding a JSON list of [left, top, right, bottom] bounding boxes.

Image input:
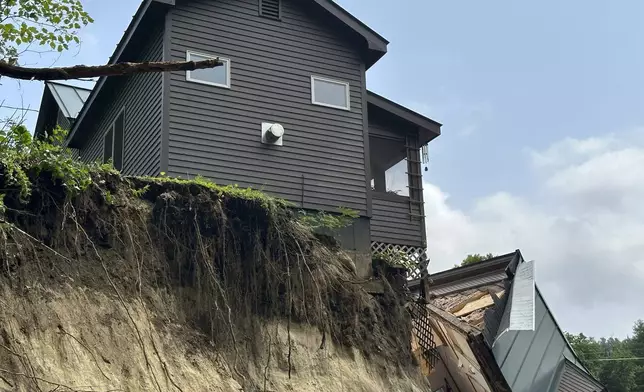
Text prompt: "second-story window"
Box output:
[[186, 51, 231, 89], [311, 76, 350, 110]]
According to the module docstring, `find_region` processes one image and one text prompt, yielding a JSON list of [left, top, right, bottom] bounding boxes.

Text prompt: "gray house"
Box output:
[[34, 0, 442, 278]]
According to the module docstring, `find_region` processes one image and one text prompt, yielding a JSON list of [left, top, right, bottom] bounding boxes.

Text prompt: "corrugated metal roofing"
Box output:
[[557, 360, 605, 392], [47, 82, 91, 119]]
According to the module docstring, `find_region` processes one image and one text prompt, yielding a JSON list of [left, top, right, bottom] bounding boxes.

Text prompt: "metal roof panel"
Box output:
[[47, 82, 91, 119]]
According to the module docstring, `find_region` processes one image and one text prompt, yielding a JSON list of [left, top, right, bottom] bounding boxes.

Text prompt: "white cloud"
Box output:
[[529, 135, 618, 168], [407, 99, 493, 137], [424, 131, 644, 338]]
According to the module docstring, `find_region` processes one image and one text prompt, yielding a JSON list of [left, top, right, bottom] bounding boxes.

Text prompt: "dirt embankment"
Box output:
[[0, 286, 428, 391], [0, 164, 430, 391]]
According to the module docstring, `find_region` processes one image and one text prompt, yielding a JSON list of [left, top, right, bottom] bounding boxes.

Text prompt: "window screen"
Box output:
[[186, 51, 230, 88], [311, 76, 350, 110]]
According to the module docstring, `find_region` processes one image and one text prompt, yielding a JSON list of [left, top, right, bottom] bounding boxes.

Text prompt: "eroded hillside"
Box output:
[[0, 128, 429, 391]]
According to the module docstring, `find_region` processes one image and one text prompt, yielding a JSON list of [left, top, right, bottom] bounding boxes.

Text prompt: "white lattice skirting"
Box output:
[[371, 242, 429, 281]]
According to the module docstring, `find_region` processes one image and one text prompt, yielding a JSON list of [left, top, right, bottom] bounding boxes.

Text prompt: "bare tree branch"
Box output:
[[0, 58, 223, 81]]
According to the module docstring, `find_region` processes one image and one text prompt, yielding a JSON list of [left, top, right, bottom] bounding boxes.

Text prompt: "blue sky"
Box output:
[[2, 0, 643, 338]]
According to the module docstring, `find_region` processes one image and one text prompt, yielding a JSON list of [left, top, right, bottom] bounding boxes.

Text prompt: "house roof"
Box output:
[[367, 90, 442, 146], [34, 81, 93, 138], [67, 0, 390, 146], [421, 250, 606, 392], [46, 81, 92, 119]]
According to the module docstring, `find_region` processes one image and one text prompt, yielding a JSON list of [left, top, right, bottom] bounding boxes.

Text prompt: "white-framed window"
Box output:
[[103, 108, 125, 171], [186, 51, 231, 88], [311, 75, 350, 110]]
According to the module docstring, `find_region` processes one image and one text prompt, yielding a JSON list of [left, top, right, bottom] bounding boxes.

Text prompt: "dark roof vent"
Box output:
[[259, 0, 280, 19]]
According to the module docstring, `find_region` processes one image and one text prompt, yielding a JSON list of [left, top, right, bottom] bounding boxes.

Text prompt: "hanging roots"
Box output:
[[0, 166, 416, 385]]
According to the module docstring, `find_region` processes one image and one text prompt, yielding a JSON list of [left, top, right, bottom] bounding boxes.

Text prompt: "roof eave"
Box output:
[[311, 0, 388, 46], [428, 250, 520, 288], [365, 45, 386, 69], [311, 0, 388, 69], [367, 90, 442, 142]]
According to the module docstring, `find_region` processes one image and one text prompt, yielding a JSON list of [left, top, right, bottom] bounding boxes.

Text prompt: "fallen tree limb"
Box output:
[[0, 58, 223, 81]]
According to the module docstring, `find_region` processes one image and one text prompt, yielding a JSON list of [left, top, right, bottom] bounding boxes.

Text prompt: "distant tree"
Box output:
[[459, 253, 496, 267], [567, 320, 644, 392]]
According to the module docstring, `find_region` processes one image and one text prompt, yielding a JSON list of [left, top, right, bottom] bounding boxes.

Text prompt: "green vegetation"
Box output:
[[297, 206, 359, 231], [567, 321, 644, 392], [458, 253, 496, 267], [143, 174, 289, 210], [0, 125, 112, 210], [0, 0, 93, 62], [372, 249, 418, 271]]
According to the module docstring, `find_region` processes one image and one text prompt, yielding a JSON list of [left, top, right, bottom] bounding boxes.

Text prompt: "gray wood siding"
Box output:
[[557, 362, 604, 392], [79, 25, 163, 176], [167, 0, 367, 213], [56, 109, 71, 130], [371, 194, 423, 246]]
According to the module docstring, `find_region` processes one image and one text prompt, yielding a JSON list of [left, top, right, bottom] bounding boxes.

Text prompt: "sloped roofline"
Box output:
[[34, 81, 94, 138], [46, 80, 93, 92], [67, 0, 389, 146], [66, 0, 156, 146], [367, 90, 442, 141], [311, 0, 389, 49], [429, 250, 521, 288], [46, 81, 92, 118]]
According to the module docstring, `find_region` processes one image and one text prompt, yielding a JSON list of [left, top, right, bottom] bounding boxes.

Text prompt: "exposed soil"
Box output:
[[0, 167, 430, 391]]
